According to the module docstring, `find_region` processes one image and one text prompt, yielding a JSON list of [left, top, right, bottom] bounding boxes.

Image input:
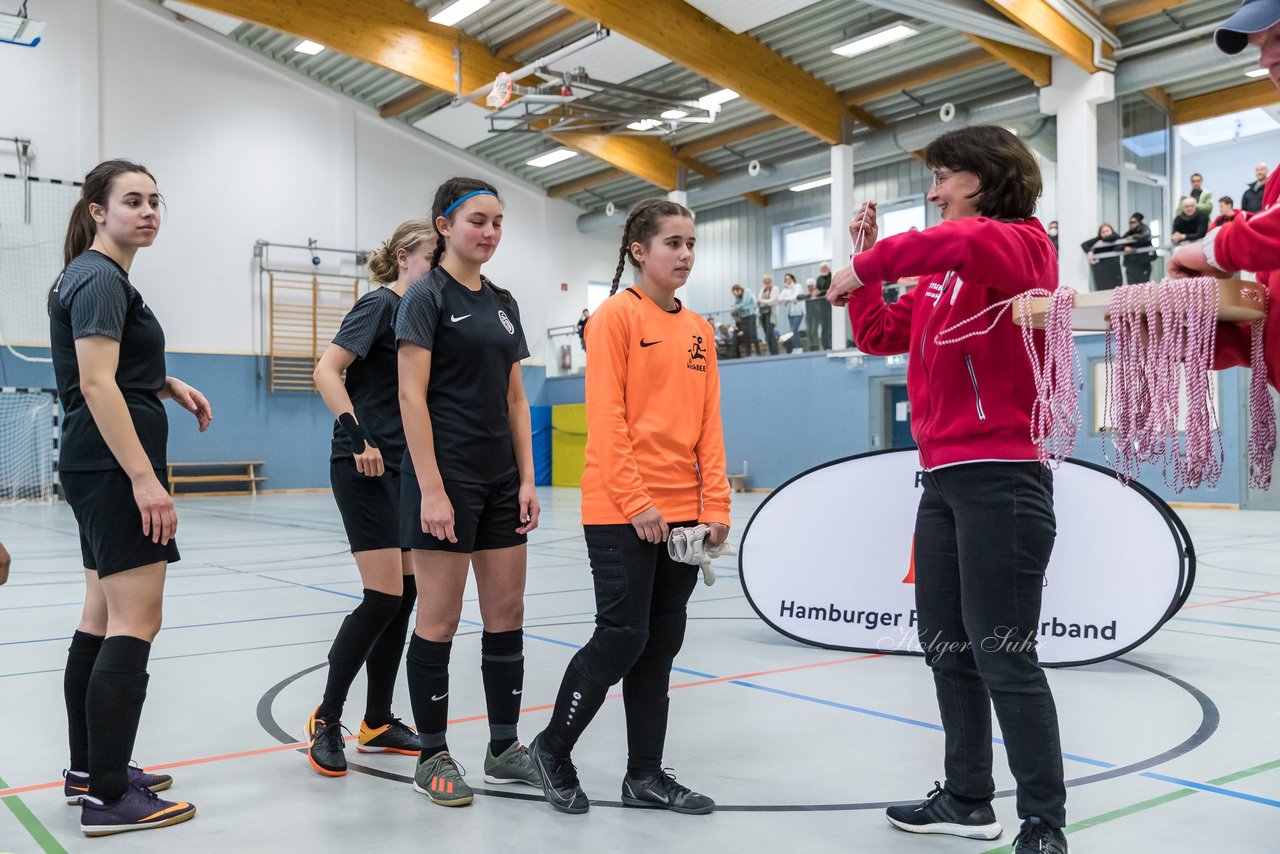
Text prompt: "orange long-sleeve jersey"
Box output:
[[580, 286, 731, 526]]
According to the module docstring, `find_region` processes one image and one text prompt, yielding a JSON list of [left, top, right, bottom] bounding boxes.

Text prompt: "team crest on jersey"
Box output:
[[498, 310, 515, 335], [686, 334, 707, 372]]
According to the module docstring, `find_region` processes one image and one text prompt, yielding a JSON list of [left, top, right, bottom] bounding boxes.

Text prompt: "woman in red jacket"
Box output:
[[1169, 13, 1279, 385], [827, 126, 1066, 854]]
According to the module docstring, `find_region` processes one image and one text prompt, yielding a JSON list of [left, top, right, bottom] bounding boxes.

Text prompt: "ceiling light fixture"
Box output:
[[790, 177, 833, 192], [430, 0, 490, 28], [527, 148, 579, 168], [832, 24, 918, 58], [294, 40, 325, 55]]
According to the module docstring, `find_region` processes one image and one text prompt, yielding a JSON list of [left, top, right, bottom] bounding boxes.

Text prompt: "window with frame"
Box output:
[[773, 218, 831, 268]]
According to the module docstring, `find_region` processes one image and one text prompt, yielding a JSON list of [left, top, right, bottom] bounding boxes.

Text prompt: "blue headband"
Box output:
[[443, 189, 497, 217]]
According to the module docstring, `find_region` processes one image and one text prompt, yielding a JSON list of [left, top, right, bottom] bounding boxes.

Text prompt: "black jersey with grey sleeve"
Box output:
[[395, 266, 530, 483], [330, 285, 406, 470], [49, 250, 169, 472]]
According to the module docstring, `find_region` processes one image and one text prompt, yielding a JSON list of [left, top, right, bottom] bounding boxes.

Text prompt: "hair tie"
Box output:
[[443, 189, 496, 217]]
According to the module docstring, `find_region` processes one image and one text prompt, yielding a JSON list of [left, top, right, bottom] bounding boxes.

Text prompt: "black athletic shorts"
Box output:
[[330, 460, 403, 553], [400, 473, 527, 553], [61, 468, 181, 576]]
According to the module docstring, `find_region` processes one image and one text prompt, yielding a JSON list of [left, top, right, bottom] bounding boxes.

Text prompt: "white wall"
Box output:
[[0, 0, 617, 361], [1180, 128, 1279, 215]]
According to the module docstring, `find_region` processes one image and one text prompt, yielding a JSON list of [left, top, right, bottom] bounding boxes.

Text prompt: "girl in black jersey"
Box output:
[[50, 160, 209, 836], [396, 177, 541, 806], [302, 218, 435, 776]]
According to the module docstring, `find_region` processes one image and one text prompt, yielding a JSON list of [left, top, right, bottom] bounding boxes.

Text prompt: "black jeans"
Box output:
[[739, 315, 761, 356], [565, 523, 699, 772], [914, 463, 1065, 827], [759, 307, 778, 355]]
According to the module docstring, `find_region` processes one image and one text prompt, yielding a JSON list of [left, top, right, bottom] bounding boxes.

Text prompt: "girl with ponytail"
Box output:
[[529, 198, 730, 817], [50, 160, 210, 836], [302, 218, 435, 776], [395, 178, 541, 806]]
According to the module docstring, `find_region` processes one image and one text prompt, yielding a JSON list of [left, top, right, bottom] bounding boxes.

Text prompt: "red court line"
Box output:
[[1181, 590, 1280, 611], [0, 652, 880, 798]]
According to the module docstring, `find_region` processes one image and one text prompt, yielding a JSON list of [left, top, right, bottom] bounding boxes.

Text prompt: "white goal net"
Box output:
[[0, 387, 58, 504], [0, 174, 81, 362]]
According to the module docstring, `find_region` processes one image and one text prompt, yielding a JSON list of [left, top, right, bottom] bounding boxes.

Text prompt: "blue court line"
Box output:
[[1139, 773, 1280, 808], [1172, 616, 1280, 633]]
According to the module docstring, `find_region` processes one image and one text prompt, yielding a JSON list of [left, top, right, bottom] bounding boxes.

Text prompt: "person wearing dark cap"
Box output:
[[1169, 1, 1280, 391]]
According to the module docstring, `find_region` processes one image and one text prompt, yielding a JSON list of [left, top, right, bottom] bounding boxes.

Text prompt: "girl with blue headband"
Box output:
[[395, 177, 541, 806]]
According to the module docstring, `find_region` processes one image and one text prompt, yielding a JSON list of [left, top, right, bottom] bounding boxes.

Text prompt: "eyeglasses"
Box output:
[[931, 169, 954, 186]]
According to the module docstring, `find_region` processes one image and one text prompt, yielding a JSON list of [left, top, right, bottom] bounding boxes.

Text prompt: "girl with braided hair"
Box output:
[[302, 218, 435, 777], [396, 177, 541, 806], [529, 198, 730, 816]]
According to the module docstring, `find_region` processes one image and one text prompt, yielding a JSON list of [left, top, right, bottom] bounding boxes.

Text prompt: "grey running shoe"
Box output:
[[483, 742, 542, 787], [886, 782, 1002, 840], [528, 733, 589, 814], [413, 751, 474, 807], [621, 769, 715, 815]]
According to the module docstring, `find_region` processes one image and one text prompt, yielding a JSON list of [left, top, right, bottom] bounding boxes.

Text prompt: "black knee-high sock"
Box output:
[[317, 588, 402, 723], [405, 634, 451, 758], [481, 629, 523, 755], [85, 636, 151, 803], [363, 575, 416, 727], [540, 657, 609, 759], [65, 631, 104, 772]]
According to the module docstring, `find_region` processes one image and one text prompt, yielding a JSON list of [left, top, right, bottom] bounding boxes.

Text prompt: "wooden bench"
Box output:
[[167, 461, 266, 497]]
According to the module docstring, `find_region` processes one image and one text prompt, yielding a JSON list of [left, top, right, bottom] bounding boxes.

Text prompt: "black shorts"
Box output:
[[61, 468, 181, 577], [330, 460, 404, 553], [400, 473, 527, 553]]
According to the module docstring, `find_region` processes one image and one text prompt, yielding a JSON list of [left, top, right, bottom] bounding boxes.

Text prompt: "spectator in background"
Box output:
[[1212, 196, 1238, 229], [813, 263, 833, 349], [1121, 212, 1154, 285], [1082, 223, 1125, 290], [576, 308, 589, 351], [731, 283, 762, 356], [0, 540, 8, 585], [1243, 162, 1269, 213], [1171, 197, 1210, 245], [1188, 172, 1214, 215], [803, 278, 822, 351], [757, 275, 779, 355], [1047, 220, 1059, 252], [777, 273, 803, 353]]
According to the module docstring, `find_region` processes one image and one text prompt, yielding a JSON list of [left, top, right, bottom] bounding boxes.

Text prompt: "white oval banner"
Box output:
[[739, 451, 1193, 667]]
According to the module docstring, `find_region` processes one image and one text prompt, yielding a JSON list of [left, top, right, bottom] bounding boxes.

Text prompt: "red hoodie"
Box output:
[[849, 217, 1058, 470], [1211, 169, 1280, 386]]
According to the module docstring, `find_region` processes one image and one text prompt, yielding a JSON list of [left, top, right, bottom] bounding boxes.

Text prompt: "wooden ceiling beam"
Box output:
[[187, 0, 694, 189], [964, 34, 1052, 87], [550, 0, 859, 143], [1172, 80, 1280, 126], [1100, 0, 1195, 28], [980, 0, 1107, 73]]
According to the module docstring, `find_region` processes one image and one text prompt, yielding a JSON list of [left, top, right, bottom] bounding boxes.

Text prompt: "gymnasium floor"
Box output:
[[0, 488, 1278, 853]]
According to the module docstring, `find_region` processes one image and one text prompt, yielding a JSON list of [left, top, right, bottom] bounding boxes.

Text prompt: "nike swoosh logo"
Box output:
[[651, 792, 670, 804], [640, 339, 662, 347], [431, 692, 449, 701], [512, 689, 523, 695], [451, 314, 471, 322]]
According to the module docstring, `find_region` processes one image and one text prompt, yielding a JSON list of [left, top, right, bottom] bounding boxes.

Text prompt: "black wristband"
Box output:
[[338, 412, 376, 455]]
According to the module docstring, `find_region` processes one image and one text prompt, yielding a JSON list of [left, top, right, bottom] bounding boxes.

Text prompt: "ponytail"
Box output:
[[50, 159, 158, 312]]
